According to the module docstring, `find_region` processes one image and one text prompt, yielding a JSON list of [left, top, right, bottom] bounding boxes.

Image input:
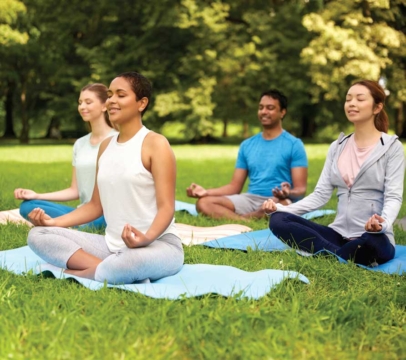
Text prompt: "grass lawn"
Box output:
[[0, 143, 405, 359]]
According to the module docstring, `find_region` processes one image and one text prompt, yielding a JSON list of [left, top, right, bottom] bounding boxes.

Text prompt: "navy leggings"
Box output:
[[20, 200, 106, 230], [269, 212, 395, 265]]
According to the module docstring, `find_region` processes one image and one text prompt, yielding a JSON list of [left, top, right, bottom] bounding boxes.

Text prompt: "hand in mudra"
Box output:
[[14, 188, 38, 200], [121, 224, 151, 248], [365, 214, 384, 232], [262, 198, 277, 215], [272, 182, 291, 200], [186, 183, 208, 198], [28, 208, 55, 227]]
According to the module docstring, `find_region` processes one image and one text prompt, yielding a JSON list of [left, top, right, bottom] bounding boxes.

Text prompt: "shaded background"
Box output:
[[0, 0, 405, 144]]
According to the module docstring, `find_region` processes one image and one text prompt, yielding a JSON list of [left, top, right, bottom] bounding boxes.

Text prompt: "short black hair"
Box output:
[[260, 89, 288, 111], [116, 71, 152, 115]]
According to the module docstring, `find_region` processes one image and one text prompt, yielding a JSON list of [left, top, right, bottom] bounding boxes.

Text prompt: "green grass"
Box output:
[[0, 143, 405, 359]]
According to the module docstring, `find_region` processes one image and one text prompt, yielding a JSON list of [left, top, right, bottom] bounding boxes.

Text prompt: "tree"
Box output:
[[300, 0, 405, 138], [0, 0, 28, 138]]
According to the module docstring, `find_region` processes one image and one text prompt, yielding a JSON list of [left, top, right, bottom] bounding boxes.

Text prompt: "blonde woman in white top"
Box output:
[[26, 72, 183, 284], [14, 83, 117, 229]]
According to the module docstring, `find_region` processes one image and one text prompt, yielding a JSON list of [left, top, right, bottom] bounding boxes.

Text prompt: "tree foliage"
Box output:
[[0, 0, 404, 142]]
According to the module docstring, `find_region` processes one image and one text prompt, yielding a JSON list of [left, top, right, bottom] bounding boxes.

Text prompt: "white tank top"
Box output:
[[97, 126, 177, 252], [72, 129, 117, 205]]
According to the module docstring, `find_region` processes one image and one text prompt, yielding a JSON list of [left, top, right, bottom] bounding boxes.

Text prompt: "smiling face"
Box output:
[[78, 90, 107, 123], [106, 77, 148, 125], [344, 84, 383, 125], [257, 96, 286, 129]]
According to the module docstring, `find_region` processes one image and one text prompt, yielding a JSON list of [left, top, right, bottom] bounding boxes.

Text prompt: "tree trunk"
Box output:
[[397, 102, 406, 138], [242, 120, 249, 139], [19, 82, 29, 144], [222, 119, 228, 138], [300, 104, 317, 139], [300, 114, 316, 138], [45, 116, 62, 139], [2, 81, 17, 138]]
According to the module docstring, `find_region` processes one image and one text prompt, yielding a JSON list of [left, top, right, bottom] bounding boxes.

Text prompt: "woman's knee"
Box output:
[[94, 246, 184, 284], [20, 200, 37, 219], [27, 226, 46, 249], [268, 212, 289, 231], [361, 232, 395, 263]]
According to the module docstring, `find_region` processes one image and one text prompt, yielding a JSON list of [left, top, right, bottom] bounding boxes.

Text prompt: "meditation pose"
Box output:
[[27, 72, 184, 284], [186, 89, 308, 220], [263, 80, 404, 266], [14, 83, 117, 229]]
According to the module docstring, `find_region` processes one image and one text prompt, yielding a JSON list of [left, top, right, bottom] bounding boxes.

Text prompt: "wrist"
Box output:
[[203, 189, 209, 197]]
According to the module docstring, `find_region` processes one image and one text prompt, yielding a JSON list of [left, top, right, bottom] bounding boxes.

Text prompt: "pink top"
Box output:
[[338, 135, 376, 188]]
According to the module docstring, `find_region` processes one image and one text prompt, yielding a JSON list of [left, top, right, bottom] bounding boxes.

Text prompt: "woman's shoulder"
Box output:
[[73, 133, 91, 146], [144, 131, 170, 146], [72, 133, 92, 154]]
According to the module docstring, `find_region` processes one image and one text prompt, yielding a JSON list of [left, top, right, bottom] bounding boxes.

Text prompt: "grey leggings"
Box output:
[[27, 227, 184, 284]]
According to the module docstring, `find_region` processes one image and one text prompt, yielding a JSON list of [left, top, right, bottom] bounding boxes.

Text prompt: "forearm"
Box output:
[[36, 188, 79, 202], [206, 183, 242, 197], [53, 201, 103, 227], [288, 186, 307, 201], [143, 206, 175, 245], [381, 141, 405, 228]]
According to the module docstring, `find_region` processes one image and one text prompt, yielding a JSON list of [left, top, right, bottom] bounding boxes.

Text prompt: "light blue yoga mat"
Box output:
[[175, 200, 335, 220], [311, 247, 406, 275], [203, 229, 406, 275], [0, 246, 309, 300], [301, 209, 336, 220], [203, 229, 289, 251], [175, 200, 199, 216]]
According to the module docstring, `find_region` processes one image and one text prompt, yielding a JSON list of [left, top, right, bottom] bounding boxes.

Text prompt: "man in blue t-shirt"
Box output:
[[186, 89, 308, 220]]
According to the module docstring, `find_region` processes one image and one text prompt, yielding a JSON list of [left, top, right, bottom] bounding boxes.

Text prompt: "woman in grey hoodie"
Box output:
[[262, 80, 405, 266]]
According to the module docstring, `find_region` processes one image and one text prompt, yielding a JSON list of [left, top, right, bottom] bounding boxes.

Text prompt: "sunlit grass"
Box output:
[[0, 143, 405, 359]]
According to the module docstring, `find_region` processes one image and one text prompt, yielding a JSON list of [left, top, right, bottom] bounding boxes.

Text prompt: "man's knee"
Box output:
[[196, 197, 213, 215], [196, 196, 235, 215]]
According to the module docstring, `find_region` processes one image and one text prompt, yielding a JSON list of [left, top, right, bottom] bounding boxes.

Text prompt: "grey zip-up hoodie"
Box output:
[[276, 132, 405, 246]]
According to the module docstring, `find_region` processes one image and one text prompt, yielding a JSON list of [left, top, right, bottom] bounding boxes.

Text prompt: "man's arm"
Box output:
[[272, 167, 307, 202], [186, 168, 248, 198], [289, 167, 307, 200]]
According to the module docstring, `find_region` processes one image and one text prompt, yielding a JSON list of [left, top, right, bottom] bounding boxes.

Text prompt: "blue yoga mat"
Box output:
[[175, 201, 335, 220], [203, 229, 289, 251], [0, 246, 309, 300], [202, 229, 406, 275], [311, 247, 406, 275], [175, 200, 199, 216]]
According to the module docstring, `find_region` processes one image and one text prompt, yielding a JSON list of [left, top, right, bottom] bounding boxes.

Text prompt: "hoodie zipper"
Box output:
[[345, 188, 351, 238]]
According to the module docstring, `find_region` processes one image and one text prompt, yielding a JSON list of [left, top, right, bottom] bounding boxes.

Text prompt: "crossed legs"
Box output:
[[28, 227, 184, 283], [269, 212, 395, 265], [196, 195, 291, 220]]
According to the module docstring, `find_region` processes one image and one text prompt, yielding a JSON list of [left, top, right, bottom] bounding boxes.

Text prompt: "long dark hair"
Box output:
[[80, 83, 113, 129], [351, 80, 388, 133]]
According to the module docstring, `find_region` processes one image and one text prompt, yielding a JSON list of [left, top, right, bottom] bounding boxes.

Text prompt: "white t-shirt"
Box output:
[[72, 130, 117, 205]]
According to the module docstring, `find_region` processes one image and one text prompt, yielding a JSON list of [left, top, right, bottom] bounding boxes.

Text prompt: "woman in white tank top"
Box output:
[[14, 83, 117, 230], [26, 72, 183, 284]]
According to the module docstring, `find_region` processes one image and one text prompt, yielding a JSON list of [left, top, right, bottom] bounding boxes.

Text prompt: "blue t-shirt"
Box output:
[[235, 131, 308, 197]]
